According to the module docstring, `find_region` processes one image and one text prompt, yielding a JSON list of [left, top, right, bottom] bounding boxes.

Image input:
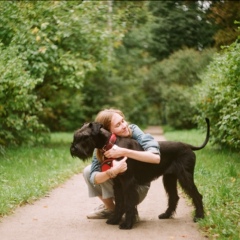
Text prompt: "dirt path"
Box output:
[[0, 127, 207, 240]]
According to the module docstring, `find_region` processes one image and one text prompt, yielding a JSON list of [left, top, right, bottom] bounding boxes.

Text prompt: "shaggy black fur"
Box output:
[[70, 118, 210, 229]]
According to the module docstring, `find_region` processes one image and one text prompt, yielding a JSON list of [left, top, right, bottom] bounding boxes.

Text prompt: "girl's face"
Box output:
[[110, 113, 130, 137]]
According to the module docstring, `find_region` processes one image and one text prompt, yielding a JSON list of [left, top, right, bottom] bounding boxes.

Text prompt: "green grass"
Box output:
[[0, 132, 89, 217], [164, 128, 240, 240]]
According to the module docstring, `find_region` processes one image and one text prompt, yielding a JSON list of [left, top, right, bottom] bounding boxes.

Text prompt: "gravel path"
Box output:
[[0, 126, 207, 240]]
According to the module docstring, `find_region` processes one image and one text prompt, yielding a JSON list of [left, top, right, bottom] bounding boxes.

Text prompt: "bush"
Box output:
[[195, 40, 240, 150], [146, 48, 214, 128], [0, 44, 49, 146], [165, 87, 198, 129]]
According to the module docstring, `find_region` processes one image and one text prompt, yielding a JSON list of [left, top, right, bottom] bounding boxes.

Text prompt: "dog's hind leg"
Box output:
[[178, 172, 204, 222], [159, 174, 179, 219]]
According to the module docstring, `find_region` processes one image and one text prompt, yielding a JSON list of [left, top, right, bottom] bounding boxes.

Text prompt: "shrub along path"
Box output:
[[0, 127, 207, 240]]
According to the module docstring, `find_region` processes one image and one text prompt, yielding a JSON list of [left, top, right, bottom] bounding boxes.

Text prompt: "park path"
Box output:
[[0, 126, 207, 240]]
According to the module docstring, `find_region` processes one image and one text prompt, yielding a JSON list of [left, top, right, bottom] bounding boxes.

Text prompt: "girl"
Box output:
[[83, 108, 160, 219]]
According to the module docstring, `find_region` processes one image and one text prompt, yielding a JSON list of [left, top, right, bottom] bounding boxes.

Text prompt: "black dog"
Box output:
[[70, 118, 210, 229]]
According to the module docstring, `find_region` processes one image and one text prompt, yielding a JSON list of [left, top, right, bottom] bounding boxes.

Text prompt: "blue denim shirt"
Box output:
[[90, 124, 160, 185]]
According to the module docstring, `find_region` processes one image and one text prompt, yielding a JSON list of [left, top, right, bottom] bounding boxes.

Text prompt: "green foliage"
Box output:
[[0, 44, 48, 146], [9, 1, 114, 129], [148, 1, 216, 60], [164, 128, 240, 240], [195, 40, 240, 150], [0, 0, 237, 145], [164, 87, 198, 129], [3, 1, 108, 84], [107, 7, 157, 126], [145, 48, 215, 128], [0, 1, 127, 134]]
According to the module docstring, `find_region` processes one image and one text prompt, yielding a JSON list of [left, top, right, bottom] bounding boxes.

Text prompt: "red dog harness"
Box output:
[[101, 134, 117, 172]]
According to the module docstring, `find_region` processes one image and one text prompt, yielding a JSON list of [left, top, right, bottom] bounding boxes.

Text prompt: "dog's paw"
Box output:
[[193, 215, 204, 222], [106, 217, 121, 225], [119, 221, 133, 230], [158, 212, 172, 219]]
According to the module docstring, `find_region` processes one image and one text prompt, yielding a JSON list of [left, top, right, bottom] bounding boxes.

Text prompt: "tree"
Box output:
[[0, 44, 47, 146], [78, 1, 153, 125], [148, 1, 216, 60], [144, 48, 214, 128], [0, 1, 127, 133], [208, 0, 240, 48]]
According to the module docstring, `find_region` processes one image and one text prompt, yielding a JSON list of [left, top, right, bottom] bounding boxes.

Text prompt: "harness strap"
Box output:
[[101, 158, 114, 172], [101, 133, 117, 152], [101, 133, 117, 172]]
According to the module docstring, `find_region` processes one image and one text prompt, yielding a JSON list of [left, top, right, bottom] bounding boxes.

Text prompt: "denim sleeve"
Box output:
[[130, 124, 160, 154], [90, 150, 101, 185]]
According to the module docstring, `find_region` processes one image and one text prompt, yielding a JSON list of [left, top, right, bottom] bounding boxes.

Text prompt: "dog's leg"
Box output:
[[106, 178, 124, 225], [159, 174, 179, 219], [120, 205, 138, 230], [119, 176, 139, 229], [178, 172, 204, 222]]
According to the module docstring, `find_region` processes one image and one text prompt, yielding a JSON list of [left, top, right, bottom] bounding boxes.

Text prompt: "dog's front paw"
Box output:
[[106, 216, 121, 225], [119, 220, 133, 230]]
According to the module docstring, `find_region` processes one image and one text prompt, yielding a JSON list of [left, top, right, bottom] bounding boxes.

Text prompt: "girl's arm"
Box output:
[[94, 157, 127, 184], [105, 146, 160, 164], [90, 151, 127, 185], [104, 124, 160, 164]]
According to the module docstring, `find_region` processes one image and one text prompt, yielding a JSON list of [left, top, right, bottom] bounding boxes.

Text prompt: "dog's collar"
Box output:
[[102, 133, 117, 152]]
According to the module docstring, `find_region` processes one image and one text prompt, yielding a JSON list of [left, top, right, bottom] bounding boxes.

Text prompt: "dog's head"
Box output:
[[70, 122, 110, 160]]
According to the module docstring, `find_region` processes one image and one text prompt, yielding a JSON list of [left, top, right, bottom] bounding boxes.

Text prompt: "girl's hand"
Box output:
[[112, 157, 128, 174], [104, 145, 126, 159]]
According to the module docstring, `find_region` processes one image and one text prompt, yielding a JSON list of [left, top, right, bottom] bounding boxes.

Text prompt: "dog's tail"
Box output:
[[190, 118, 210, 151]]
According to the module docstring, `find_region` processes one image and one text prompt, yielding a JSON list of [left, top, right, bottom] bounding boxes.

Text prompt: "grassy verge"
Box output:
[[0, 132, 89, 217], [164, 128, 240, 240]]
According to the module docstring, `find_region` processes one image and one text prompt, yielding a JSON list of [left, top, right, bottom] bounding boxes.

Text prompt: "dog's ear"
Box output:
[[89, 122, 103, 135]]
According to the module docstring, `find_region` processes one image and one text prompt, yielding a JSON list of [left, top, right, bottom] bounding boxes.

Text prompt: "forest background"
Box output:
[[0, 0, 239, 151]]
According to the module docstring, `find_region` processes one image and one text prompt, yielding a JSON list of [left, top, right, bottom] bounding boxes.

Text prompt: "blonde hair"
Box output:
[[95, 108, 130, 162], [95, 108, 125, 130]]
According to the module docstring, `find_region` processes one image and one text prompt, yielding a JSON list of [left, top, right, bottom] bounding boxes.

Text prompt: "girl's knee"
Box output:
[[83, 165, 91, 180]]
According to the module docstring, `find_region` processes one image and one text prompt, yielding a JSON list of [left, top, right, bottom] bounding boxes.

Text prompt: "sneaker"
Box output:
[[87, 204, 113, 219]]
